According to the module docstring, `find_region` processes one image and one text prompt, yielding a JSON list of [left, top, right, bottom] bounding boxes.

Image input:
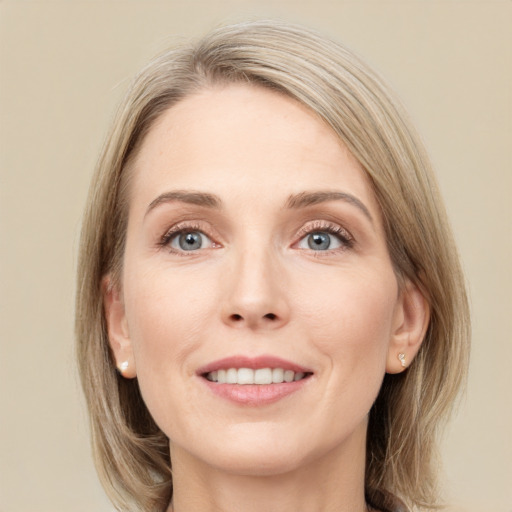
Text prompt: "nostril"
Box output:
[[227, 312, 279, 324]]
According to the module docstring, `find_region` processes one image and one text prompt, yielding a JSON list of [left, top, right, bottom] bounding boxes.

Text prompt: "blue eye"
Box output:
[[307, 232, 333, 250], [300, 231, 342, 251], [296, 225, 352, 252], [169, 231, 213, 251]]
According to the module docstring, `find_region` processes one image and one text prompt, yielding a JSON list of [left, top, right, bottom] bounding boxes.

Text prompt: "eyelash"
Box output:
[[158, 222, 216, 256], [294, 221, 354, 254], [157, 220, 354, 255]]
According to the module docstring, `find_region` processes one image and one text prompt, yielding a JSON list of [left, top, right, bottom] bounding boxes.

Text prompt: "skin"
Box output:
[[105, 84, 429, 512]]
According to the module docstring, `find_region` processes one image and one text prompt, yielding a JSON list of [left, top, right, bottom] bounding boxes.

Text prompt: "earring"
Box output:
[[118, 361, 129, 374], [398, 353, 406, 368]]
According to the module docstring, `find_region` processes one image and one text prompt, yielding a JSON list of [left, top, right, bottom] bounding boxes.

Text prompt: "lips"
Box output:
[[197, 355, 313, 405], [197, 355, 311, 378]]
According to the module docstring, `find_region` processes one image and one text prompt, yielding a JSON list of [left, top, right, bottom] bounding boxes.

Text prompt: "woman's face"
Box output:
[[107, 84, 420, 475]]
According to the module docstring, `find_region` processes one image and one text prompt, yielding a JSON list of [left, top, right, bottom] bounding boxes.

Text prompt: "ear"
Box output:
[[102, 275, 137, 379], [386, 279, 430, 374]]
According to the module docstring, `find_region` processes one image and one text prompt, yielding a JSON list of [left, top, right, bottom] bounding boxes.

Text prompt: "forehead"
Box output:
[[128, 84, 379, 216]]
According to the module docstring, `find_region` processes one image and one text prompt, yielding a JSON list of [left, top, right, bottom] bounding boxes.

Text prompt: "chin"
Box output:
[[176, 422, 335, 478]]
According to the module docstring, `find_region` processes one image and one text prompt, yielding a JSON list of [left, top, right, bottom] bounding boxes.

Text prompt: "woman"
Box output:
[[76, 20, 470, 512]]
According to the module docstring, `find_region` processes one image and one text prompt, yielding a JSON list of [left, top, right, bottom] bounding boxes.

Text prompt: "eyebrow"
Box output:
[[285, 191, 373, 224], [145, 190, 222, 217], [145, 189, 373, 224]]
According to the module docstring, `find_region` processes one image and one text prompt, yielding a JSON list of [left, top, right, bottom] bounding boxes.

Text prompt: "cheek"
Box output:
[[121, 263, 225, 437], [122, 264, 217, 393], [295, 266, 398, 383], [128, 263, 213, 331], [293, 270, 398, 441]]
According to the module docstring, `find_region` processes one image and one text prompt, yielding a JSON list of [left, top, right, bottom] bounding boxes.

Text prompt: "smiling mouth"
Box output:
[[203, 368, 313, 385]]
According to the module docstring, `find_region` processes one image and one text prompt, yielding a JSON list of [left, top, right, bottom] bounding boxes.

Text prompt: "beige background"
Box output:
[[1, 1, 510, 511]]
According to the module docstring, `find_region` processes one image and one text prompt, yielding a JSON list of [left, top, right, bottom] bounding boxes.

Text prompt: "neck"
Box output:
[[167, 425, 369, 512]]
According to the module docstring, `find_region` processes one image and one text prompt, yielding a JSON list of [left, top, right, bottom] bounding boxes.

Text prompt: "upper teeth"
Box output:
[[206, 368, 306, 384]]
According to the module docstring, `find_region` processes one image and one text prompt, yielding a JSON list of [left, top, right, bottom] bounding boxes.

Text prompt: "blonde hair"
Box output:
[[76, 20, 470, 512]]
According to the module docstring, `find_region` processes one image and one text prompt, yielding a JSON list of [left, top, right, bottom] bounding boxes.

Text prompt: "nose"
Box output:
[[221, 246, 290, 330]]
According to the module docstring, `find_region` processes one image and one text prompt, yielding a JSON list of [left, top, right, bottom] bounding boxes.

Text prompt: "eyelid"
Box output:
[[292, 220, 355, 252], [294, 220, 353, 241], [158, 220, 221, 254], [156, 219, 354, 255]]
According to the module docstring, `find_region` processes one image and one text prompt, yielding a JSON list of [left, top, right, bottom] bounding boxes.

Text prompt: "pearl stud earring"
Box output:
[[119, 361, 129, 373]]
